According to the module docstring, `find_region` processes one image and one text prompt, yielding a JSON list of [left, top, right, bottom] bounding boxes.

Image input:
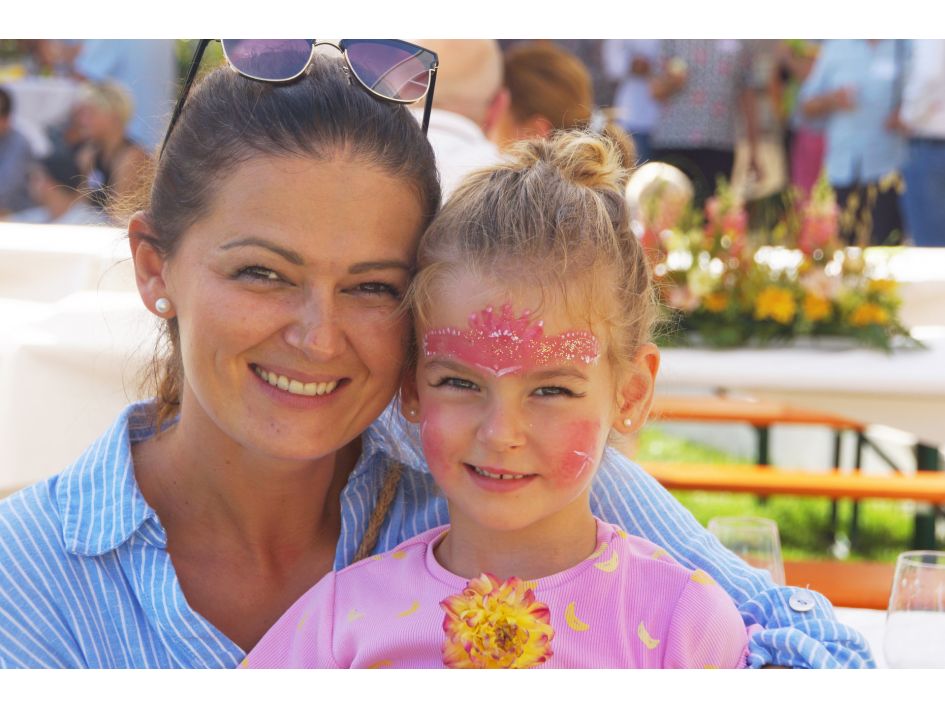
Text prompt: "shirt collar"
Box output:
[[58, 401, 163, 556]]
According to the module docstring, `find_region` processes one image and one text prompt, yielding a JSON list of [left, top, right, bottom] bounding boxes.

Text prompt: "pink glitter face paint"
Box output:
[[423, 303, 600, 377]]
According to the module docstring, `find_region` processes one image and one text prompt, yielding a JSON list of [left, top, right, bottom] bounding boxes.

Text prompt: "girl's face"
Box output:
[[404, 268, 628, 535], [147, 155, 424, 462]]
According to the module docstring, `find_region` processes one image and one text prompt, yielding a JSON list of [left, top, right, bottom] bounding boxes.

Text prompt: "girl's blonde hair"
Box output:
[[407, 130, 656, 371]]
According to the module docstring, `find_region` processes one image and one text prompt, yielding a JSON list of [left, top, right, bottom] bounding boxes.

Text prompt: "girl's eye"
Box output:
[[351, 281, 402, 299], [534, 386, 580, 398], [235, 265, 282, 282], [431, 376, 479, 392]]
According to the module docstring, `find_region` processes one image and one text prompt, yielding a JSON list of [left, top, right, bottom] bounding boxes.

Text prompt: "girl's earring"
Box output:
[[622, 418, 633, 429], [155, 297, 172, 315]]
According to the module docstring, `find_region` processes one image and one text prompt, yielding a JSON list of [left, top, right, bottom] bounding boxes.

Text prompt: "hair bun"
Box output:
[[508, 130, 629, 194]]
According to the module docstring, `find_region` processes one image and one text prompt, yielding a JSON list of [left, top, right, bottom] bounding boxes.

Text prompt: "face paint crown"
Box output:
[[469, 304, 544, 343]]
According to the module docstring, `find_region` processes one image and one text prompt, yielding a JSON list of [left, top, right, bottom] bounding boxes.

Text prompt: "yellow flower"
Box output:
[[754, 287, 797, 325], [704, 291, 729, 313], [802, 293, 832, 322], [440, 573, 554, 669], [867, 278, 898, 296], [850, 303, 890, 326]]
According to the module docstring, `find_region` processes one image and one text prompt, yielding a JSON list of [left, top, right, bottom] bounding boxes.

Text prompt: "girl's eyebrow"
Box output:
[[529, 366, 589, 381], [424, 358, 474, 374]]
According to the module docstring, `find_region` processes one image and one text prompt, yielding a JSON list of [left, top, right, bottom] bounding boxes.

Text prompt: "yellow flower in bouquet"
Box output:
[[704, 291, 730, 313], [850, 303, 890, 327], [802, 292, 832, 322], [754, 286, 797, 325], [867, 278, 898, 296], [440, 573, 554, 669]]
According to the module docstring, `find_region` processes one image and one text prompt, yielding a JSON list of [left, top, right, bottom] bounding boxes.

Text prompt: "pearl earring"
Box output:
[[409, 409, 417, 417], [623, 418, 633, 428], [155, 297, 172, 314]]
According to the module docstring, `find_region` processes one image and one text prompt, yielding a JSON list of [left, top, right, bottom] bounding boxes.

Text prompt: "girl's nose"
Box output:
[[476, 400, 527, 451], [283, 290, 345, 359]]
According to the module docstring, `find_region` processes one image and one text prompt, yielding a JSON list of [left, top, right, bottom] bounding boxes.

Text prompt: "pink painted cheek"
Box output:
[[417, 403, 455, 481], [548, 420, 601, 486]]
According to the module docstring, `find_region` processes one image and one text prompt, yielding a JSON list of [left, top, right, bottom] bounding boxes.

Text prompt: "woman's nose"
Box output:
[[476, 400, 527, 451], [283, 291, 345, 359]]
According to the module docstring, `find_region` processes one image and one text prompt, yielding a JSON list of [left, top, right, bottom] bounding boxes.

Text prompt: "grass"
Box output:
[[636, 426, 917, 562]]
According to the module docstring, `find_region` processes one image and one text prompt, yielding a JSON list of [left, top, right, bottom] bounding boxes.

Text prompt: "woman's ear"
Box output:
[[613, 343, 661, 434], [128, 211, 173, 318], [400, 369, 422, 423]]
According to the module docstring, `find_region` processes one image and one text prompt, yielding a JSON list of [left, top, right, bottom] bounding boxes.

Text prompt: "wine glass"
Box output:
[[707, 516, 786, 585], [884, 550, 945, 668]]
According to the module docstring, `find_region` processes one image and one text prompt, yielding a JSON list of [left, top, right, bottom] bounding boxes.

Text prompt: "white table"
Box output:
[[835, 607, 887, 668], [658, 328, 945, 449]]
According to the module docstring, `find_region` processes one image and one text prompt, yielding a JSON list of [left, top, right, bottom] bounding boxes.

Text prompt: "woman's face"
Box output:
[[73, 101, 113, 142], [160, 155, 425, 462]]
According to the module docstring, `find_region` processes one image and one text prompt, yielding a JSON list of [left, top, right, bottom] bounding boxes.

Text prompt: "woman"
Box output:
[[489, 41, 637, 166], [0, 42, 872, 668], [73, 80, 151, 220]]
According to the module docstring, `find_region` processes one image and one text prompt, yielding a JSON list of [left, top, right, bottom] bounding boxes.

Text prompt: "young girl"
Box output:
[[243, 131, 755, 669]]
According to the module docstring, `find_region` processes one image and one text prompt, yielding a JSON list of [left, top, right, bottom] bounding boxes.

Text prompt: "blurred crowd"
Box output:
[[0, 39, 175, 226], [0, 38, 942, 246]]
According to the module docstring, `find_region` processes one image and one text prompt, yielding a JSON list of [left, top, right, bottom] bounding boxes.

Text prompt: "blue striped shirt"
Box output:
[[0, 402, 874, 668]]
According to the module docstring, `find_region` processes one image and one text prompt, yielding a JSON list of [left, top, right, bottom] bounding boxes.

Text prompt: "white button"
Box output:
[[789, 589, 816, 612]]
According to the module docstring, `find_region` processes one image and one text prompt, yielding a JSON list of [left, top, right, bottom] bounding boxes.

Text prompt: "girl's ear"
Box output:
[[613, 343, 660, 434], [128, 211, 173, 317], [400, 368, 422, 423]]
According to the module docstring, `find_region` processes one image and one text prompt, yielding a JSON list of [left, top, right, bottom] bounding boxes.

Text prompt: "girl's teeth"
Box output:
[[254, 366, 339, 398], [473, 466, 527, 480]]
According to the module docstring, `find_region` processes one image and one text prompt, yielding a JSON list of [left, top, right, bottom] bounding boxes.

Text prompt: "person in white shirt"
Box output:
[[602, 39, 661, 163], [412, 40, 504, 198], [900, 40, 945, 247]]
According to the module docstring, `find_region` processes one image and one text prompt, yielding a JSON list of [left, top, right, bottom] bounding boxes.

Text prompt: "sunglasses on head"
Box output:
[[160, 39, 439, 157]]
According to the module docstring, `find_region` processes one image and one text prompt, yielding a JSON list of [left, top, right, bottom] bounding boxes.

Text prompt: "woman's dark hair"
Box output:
[[132, 56, 441, 429]]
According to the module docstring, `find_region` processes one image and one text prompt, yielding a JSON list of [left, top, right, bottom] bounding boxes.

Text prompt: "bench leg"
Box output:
[[913, 443, 942, 549]]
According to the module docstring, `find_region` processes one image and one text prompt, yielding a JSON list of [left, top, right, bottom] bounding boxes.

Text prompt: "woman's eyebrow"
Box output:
[[219, 237, 303, 265]]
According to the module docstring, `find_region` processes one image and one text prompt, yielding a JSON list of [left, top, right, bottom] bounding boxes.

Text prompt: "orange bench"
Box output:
[[784, 559, 894, 610], [643, 460, 945, 503]]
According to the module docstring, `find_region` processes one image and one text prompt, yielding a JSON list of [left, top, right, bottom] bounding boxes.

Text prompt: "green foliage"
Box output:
[[637, 427, 916, 561]]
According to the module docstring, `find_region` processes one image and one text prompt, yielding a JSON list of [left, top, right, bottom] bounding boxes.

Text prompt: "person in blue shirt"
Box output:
[[0, 43, 873, 669], [799, 39, 907, 246]]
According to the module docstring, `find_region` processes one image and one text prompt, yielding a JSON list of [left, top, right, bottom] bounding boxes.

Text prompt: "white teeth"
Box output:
[[254, 366, 340, 398], [473, 466, 528, 480]]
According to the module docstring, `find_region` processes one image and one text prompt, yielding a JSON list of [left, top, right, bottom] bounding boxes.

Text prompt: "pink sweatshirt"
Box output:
[[244, 520, 752, 669]]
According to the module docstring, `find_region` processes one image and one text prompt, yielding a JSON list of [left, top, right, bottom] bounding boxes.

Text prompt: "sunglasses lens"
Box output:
[[222, 39, 312, 81], [344, 40, 436, 102]]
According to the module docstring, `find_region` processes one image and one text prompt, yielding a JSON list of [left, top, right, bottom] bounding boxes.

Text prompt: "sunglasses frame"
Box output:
[[160, 38, 439, 157]]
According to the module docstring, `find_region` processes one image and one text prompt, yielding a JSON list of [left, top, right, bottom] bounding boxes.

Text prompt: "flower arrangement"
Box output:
[[440, 573, 554, 669], [641, 175, 915, 351]]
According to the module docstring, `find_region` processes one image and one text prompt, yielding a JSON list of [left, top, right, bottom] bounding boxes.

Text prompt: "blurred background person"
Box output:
[[773, 39, 825, 197], [899, 39, 945, 247], [4, 148, 102, 225], [73, 81, 151, 220], [649, 39, 761, 209], [490, 41, 636, 166], [0, 85, 34, 216], [602, 39, 661, 163], [799, 39, 906, 246], [72, 39, 176, 154], [413, 39, 504, 197]]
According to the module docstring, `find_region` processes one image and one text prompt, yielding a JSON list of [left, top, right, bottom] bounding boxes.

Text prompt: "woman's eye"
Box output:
[[432, 376, 479, 391], [235, 266, 282, 282], [352, 281, 402, 299]]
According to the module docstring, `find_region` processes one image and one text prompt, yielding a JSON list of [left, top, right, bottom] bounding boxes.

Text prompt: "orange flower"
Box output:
[[754, 286, 797, 325], [440, 573, 554, 669], [850, 303, 890, 326], [802, 293, 832, 322], [704, 291, 729, 313]]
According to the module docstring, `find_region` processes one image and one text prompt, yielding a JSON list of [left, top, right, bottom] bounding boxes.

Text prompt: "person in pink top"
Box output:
[[244, 131, 756, 669]]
